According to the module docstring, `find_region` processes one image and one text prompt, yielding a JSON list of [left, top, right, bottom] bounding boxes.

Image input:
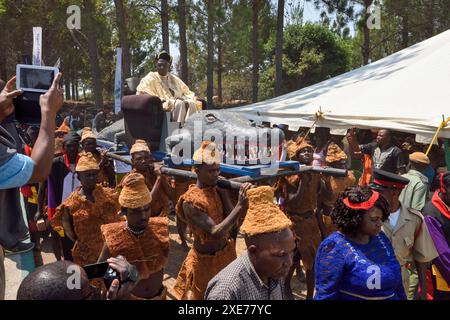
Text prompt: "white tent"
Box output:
[[231, 29, 450, 142]]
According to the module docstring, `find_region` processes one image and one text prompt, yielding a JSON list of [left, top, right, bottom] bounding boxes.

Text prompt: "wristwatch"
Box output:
[[126, 265, 140, 283]]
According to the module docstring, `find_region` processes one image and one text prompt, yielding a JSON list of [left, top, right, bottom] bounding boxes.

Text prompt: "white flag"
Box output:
[[114, 48, 122, 114], [32, 27, 42, 66]]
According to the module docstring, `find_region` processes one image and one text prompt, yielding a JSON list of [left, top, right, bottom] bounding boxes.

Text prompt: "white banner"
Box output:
[[114, 47, 122, 114], [32, 27, 42, 66]]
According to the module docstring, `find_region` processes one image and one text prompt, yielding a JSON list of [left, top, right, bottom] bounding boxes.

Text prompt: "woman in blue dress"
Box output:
[[314, 186, 406, 300]]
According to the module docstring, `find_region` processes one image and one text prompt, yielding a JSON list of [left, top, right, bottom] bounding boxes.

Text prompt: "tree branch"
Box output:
[[69, 29, 89, 56]]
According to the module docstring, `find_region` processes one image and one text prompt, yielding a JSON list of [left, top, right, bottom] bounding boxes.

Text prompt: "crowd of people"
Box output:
[[1, 54, 450, 301]]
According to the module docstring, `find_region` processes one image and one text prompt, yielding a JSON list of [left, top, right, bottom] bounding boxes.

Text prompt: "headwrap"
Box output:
[[285, 140, 298, 160], [192, 141, 221, 165], [119, 173, 152, 209], [56, 119, 70, 133], [76, 152, 100, 172], [155, 51, 173, 64], [325, 142, 347, 164], [80, 127, 97, 142], [240, 186, 292, 236], [343, 191, 380, 211], [130, 139, 151, 155]]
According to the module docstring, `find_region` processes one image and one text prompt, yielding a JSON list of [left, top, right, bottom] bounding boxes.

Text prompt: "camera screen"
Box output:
[[20, 68, 54, 90]]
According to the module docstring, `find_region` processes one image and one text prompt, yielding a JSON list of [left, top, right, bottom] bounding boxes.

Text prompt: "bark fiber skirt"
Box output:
[[173, 239, 236, 300], [290, 214, 321, 271]]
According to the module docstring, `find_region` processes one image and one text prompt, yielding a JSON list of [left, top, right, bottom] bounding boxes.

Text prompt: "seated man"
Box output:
[[136, 51, 200, 124]]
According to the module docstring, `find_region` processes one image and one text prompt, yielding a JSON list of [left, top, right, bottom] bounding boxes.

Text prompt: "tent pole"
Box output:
[[426, 116, 449, 156]]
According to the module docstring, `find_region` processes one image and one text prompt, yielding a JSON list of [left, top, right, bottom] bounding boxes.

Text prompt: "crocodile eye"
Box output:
[[205, 114, 217, 123]]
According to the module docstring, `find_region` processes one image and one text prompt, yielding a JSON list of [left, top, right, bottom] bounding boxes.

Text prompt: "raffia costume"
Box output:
[[50, 153, 122, 266], [321, 143, 356, 236], [80, 127, 114, 187], [102, 172, 169, 300], [55, 119, 70, 156], [173, 142, 236, 300], [101, 217, 169, 300], [274, 140, 322, 271], [117, 140, 170, 217], [240, 186, 292, 236]]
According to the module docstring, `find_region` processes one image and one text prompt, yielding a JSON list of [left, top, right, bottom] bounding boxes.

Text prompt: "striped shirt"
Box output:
[[205, 251, 287, 300]]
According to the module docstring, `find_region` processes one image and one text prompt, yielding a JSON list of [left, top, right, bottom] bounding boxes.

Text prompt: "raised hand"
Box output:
[[0, 76, 23, 121], [39, 72, 63, 116]]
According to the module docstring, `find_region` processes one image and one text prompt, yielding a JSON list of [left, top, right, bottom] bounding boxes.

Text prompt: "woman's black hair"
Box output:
[[331, 185, 390, 235]]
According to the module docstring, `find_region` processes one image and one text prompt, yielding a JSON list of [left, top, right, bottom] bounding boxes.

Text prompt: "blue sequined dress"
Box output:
[[314, 231, 406, 300]]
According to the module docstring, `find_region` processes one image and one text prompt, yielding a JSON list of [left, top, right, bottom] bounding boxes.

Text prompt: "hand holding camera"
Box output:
[[39, 72, 63, 117], [0, 76, 23, 122], [105, 255, 140, 300]]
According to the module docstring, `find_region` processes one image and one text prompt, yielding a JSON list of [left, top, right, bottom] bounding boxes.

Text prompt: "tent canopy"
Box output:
[[231, 29, 450, 141]]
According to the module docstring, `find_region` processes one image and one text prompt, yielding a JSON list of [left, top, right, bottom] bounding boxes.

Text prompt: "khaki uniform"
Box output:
[[382, 205, 438, 298]]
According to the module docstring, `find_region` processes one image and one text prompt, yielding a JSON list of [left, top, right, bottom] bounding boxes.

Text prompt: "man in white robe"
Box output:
[[137, 51, 200, 124]]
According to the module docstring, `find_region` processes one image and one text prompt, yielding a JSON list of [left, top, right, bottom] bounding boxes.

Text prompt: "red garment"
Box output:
[[358, 154, 373, 186], [63, 153, 80, 171], [431, 191, 450, 220], [20, 144, 34, 197]]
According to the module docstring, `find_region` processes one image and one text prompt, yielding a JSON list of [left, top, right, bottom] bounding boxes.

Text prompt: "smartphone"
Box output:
[[16, 64, 59, 93], [83, 262, 120, 290], [83, 262, 110, 280]]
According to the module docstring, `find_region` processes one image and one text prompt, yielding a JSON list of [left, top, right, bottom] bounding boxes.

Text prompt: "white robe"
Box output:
[[136, 72, 199, 124]]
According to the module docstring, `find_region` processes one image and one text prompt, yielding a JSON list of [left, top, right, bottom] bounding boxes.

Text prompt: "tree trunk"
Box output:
[[64, 76, 71, 100], [361, 0, 373, 65], [178, 0, 189, 84], [114, 0, 131, 78], [426, 0, 436, 37], [161, 0, 170, 53], [401, 13, 409, 49], [251, 0, 260, 102], [0, 29, 5, 80], [0, 51, 6, 80], [84, 0, 104, 108], [217, 26, 223, 104], [274, 0, 285, 97], [206, 0, 214, 108], [75, 79, 79, 100], [71, 75, 76, 100]]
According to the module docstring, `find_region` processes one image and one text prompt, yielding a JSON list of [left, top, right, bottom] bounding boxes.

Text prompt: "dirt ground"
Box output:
[[29, 214, 307, 300], [163, 216, 307, 300]]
